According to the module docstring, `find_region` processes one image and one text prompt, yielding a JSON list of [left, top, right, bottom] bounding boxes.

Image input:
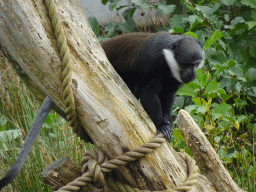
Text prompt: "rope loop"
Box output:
[[81, 149, 108, 189]]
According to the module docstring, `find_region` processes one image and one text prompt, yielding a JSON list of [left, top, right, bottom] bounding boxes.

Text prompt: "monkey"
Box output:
[[0, 96, 54, 190], [101, 32, 205, 138]]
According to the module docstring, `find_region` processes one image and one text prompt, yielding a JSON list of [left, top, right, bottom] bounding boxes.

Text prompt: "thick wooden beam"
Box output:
[[177, 109, 245, 192]]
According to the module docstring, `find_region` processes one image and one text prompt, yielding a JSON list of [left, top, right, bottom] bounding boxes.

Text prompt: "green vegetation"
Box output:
[[0, 0, 255, 191]]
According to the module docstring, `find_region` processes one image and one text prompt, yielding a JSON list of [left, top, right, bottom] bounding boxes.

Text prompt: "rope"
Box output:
[[55, 135, 199, 192], [44, 0, 87, 141]]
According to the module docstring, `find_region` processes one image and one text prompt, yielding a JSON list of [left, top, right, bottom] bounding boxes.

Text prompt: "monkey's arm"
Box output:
[[140, 93, 173, 138], [159, 91, 177, 138], [0, 96, 54, 190]]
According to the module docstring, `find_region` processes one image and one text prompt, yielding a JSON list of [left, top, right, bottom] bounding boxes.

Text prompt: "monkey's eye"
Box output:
[[194, 62, 200, 67]]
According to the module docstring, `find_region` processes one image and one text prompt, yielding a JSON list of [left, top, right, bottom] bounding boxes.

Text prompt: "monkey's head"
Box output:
[[163, 36, 204, 84]]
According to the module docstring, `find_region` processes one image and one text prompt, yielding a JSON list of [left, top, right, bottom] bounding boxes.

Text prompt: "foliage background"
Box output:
[[0, 0, 255, 191]]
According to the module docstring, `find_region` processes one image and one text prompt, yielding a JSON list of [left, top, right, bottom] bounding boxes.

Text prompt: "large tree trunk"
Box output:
[[0, 0, 215, 191]]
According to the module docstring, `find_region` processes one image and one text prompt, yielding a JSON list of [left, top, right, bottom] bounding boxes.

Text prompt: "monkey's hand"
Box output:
[[157, 121, 173, 139]]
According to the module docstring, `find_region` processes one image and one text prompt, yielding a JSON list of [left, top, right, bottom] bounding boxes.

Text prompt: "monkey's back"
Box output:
[[101, 32, 167, 72]]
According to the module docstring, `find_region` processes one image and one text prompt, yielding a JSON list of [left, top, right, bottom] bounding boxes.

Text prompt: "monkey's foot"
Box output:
[[157, 124, 173, 139]]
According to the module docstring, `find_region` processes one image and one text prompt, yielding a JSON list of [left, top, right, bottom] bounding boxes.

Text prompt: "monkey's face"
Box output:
[[178, 60, 203, 83], [163, 37, 204, 84]]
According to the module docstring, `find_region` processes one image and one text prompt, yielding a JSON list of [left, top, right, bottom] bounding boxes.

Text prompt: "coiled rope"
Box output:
[[44, 0, 199, 191]]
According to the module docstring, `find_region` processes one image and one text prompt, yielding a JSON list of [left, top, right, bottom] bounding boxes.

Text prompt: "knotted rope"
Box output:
[[55, 134, 199, 192]]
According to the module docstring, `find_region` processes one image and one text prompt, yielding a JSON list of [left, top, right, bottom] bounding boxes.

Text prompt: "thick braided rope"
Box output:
[[44, 0, 86, 140], [55, 134, 199, 192], [106, 152, 199, 192]]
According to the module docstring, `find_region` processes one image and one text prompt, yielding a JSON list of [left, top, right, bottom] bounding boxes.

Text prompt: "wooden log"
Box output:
[[0, 0, 215, 191], [41, 157, 107, 192], [177, 109, 245, 192]]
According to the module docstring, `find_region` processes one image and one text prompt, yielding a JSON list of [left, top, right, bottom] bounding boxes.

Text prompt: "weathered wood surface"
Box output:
[[177, 109, 245, 192], [0, 0, 215, 191], [41, 157, 107, 192]]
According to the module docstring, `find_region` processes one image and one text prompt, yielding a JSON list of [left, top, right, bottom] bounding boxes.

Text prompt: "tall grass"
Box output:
[[0, 66, 91, 191]]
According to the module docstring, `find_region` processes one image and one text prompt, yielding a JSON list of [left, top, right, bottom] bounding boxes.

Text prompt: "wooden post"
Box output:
[[177, 110, 245, 192]]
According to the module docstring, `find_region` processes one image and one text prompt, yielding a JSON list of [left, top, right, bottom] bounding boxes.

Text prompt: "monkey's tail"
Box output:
[[0, 96, 54, 190]]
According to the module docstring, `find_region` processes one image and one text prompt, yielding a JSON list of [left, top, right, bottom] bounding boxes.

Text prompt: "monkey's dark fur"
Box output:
[[101, 32, 204, 138]]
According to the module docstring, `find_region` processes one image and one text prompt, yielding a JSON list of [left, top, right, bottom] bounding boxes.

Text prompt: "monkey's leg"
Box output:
[[0, 96, 54, 190]]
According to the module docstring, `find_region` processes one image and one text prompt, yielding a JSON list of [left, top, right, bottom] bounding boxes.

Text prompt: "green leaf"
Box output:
[[240, 48, 250, 63], [0, 130, 20, 142], [224, 17, 245, 29], [177, 84, 197, 97], [212, 103, 232, 115], [185, 31, 198, 39], [247, 21, 256, 30], [204, 31, 224, 50], [192, 97, 207, 106], [169, 27, 184, 34], [119, 18, 136, 33], [196, 68, 208, 86], [218, 148, 225, 157], [237, 115, 247, 123], [210, 51, 228, 64], [196, 5, 214, 19], [116, 5, 128, 11], [221, 0, 235, 6], [131, 0, 151, 10], [105, 23, 118, 37], [231, 17, 245, 25], [184, 105, 198, 114], [248, 87, 256, 97], [158, 4, 176, 15], [248, 68, 256, 81], [249, 42, 256, 58], [129, 7, 136, 18], [102, 0, 108, 5], [241, 0, 256, 8], [0, 116, 7, 126], [235, 82, 242, 93], [205, 79, 220, 94], [169, 15, 185, 29], [218, 39, 226, 50], [173, 128, 183, 139], [224, 14, 230, 22], [87, 17, 100, 34], [122, 8, 135, 20], [214, 135, 222, 143], [251, 10, 256, 21], [225, 151, 237, 159]]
